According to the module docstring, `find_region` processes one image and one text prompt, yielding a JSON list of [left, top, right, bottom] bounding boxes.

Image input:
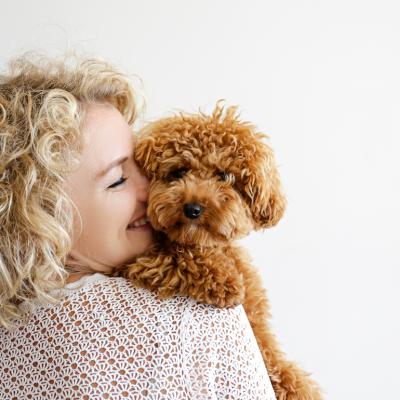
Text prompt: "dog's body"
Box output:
[[116, 103, 322, 399]]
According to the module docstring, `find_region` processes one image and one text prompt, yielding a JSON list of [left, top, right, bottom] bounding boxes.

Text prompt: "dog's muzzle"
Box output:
[[183, 203, 204, 219]]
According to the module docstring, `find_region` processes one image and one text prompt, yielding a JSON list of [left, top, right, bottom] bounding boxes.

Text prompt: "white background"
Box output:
[[1, 1, 399, 398]]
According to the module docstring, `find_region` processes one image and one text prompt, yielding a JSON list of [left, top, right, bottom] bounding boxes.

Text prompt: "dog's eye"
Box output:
[[216, 171, 229, 181], [167, 167, 189, 180], [232, 182, 247, 198]]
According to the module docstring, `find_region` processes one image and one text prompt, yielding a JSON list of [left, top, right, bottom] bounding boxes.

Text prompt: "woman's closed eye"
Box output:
[[107, 175, 128, 189]]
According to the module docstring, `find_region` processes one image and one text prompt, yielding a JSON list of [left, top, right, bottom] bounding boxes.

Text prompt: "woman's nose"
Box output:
[[132, 166, 150, 202]]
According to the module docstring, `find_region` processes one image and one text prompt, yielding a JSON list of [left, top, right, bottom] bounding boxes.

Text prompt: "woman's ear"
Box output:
[[243, 136, 287, 230]]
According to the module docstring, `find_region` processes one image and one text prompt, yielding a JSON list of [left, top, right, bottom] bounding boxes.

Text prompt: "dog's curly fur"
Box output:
[[116, 102, 323, 399]]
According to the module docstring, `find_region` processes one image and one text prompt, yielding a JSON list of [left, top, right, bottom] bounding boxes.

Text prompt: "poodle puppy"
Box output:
[[116, 103, 322, 399]]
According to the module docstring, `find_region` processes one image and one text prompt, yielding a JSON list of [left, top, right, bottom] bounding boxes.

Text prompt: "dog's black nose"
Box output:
[[183, 203, 203, 219]]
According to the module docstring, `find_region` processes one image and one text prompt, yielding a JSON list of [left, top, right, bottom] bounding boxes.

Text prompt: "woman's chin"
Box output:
[[126, 223, 155, 251]]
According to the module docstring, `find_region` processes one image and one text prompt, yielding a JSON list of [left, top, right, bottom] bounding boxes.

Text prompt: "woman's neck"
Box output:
[[66, 272, 93, 284]]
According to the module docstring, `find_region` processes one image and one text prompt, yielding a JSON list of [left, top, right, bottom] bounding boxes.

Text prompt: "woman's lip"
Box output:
[[127, 221, 151, 231], [128, 214, 147, 225]]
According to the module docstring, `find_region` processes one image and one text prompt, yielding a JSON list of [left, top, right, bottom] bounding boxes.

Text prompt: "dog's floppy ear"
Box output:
[[134, 116, 185, 178], [242, 133, 287, 230], [134, 134, 158, 177], [134, 118, 171, 177]]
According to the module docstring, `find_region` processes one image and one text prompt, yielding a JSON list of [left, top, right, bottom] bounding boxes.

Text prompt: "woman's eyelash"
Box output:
[[107, 176, 128, 189]]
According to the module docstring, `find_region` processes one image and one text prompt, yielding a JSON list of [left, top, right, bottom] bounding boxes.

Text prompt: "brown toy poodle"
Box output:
[[115, 102, 323, 399]]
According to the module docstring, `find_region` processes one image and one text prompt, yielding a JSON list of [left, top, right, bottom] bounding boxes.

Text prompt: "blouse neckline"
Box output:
[[18, 273, 111, 312]]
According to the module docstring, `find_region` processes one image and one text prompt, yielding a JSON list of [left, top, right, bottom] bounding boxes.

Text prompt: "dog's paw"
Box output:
[[214, 282, 245, 308], [122, 256, 168, 292], [188, 273, 245, 308]]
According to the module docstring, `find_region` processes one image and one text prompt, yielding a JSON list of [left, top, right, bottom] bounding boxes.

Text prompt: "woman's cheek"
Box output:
[[117, 191, 139, 227]]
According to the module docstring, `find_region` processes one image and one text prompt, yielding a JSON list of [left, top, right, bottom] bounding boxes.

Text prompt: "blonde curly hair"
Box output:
[[0, 51, 142, 330]]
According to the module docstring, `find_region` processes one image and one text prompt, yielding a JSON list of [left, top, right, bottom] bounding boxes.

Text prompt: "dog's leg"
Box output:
[[181, 246, 246, 308], [227, 246, 323, 400], [120, 245, 245, 308], [120, 247, 179, 296]]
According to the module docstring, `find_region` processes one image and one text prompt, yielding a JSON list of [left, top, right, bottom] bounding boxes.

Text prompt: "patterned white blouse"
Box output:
[[0, 273, 276, 399]]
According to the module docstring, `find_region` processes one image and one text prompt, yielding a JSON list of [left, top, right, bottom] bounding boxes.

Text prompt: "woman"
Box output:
[[0, 52, 276, 399]]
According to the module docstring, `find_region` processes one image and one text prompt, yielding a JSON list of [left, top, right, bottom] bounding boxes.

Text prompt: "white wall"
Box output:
[[1, 1, 399, 398]]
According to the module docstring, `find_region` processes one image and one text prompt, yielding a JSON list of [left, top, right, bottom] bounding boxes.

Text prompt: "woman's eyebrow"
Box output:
[[95, 156, 129, 180], [95, 135, 136, 180]]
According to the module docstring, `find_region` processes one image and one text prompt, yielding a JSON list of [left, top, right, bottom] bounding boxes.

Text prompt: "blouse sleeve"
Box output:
[[179, 297, 276, 399], [0, 276, 276, 399]]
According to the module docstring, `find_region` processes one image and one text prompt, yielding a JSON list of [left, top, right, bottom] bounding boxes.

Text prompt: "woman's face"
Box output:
[[65, 102, 153, 275]]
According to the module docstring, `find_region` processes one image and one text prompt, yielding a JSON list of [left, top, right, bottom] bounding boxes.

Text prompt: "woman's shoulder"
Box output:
[[1, 273, 275, 399], [14, 272, 248, 333], [52, 273, 247, 318], [8, 272, 255, 363], [3, 273, 253, 375]]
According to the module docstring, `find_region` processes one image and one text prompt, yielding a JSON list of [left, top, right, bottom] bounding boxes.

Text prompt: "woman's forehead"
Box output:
[[82, 103, 133, 146], [78, 103, 136, 175]]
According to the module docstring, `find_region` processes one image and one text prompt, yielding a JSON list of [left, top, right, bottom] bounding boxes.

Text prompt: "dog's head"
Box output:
[[135, 103, 286, 247]]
